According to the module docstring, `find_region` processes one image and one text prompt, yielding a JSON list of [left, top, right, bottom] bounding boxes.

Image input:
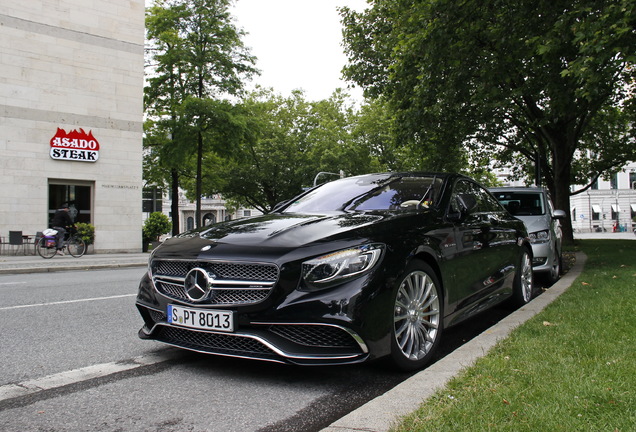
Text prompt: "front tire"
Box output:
[[545, 249, 561, 285], [67, 237, 86, 257], [389, 260, 443, 371]]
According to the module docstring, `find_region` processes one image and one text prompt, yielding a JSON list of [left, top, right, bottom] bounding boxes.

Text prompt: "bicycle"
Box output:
[[37, 228, 86, 259]]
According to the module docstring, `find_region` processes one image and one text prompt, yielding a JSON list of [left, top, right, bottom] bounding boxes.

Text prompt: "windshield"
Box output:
[[492, 191, 546, 216], [282, 174, 443, 213]]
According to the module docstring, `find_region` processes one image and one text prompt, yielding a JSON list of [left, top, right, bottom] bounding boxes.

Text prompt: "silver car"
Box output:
[[490, 187, 566, 284]]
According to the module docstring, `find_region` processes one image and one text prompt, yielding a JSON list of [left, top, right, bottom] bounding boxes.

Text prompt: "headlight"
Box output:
[[528, 230, 550, 244], [301, 243, 384, 291]]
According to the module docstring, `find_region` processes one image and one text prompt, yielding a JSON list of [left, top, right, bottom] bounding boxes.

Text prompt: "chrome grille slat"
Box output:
[[151, 259, 279, 306], [152, 260, 278, 281]]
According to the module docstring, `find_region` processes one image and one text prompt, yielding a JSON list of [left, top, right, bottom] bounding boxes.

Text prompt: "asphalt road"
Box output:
[[0, 267, 517, 432]]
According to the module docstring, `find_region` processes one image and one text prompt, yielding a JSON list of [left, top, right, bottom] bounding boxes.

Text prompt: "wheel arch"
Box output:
[[412, 250, 444, 297]]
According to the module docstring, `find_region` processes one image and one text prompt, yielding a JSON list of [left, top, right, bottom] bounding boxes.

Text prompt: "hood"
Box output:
[[198, 212, 383, 245], [515, 214, 550, 234], [153, 212, 385, 260]]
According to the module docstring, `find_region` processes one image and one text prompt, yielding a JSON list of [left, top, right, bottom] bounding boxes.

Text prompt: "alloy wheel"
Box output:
[[520, 252, 533, 302], [393, 269, 441, 361]]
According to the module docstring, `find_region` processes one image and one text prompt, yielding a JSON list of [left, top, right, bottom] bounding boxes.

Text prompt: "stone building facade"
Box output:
[[0, 1, 144, 252]]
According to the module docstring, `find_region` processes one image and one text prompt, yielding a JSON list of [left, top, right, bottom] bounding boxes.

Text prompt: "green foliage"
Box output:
[[200, 88, 387, 212], [143, 212, 172, 242], [340, 0, 636, 241], [144, 0, 258, 229], [74, 222, 95, 246]]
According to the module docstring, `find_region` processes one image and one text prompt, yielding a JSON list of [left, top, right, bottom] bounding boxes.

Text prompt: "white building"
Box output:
[[1, 1, 145, 252], [161, 190, 262, 234], [569, 162, 636, 233]]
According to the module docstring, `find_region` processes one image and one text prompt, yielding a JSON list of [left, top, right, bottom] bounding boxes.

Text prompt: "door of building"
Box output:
[[48, 181, 93, 225]]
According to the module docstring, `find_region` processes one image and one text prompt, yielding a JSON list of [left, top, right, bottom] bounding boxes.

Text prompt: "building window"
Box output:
[[610, 173, 618, 189], [243, 210, 251, 217], [591, 179, 598, 190], [630, 172, 636, 190], [186, 217, 194, 231], [142, 186, 162, 213], [592, 205, 601, 221], [611, 204, 620, 220]]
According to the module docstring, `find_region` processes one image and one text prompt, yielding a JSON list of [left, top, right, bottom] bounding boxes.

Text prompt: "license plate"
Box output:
[[167, 305, 234, 332]]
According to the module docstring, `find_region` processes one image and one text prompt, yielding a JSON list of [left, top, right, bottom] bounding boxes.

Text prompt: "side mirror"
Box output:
[[553, 209, 566, 219]]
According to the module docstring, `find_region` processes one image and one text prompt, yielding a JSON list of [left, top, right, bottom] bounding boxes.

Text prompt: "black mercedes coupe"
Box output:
[[136, 172, 533, 371]]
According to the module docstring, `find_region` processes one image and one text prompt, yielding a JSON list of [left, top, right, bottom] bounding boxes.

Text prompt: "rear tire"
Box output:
[[37, 237, 57, 259], [510, 249, 533, 307], [389, 260, 444, 371]]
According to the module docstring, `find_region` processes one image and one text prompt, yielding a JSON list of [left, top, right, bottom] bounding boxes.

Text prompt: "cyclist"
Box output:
[[50, 203, 75, 256]]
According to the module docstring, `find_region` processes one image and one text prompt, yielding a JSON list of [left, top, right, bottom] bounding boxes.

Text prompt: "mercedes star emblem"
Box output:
[[183, 268, 211, 302]]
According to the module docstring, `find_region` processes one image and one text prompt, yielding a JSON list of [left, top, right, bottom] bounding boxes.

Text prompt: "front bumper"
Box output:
[[529, 241, 552, 273], [136, 303, 369, 365], [135, 260, 387, 365]]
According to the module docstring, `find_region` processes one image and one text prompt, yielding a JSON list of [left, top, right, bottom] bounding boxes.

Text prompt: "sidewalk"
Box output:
[[0, 252, 150, 275], [574, 231, 635, 240]]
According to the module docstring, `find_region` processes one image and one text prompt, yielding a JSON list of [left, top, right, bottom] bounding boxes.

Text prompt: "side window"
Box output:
[[475, 185, 503, 212], [450, 180, 475, 214], [450, 180, 503, 219], [546, 194, 555, 215]]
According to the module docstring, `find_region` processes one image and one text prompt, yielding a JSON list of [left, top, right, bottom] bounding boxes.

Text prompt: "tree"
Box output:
[[143, 212, 172, 243], [201, 88, 382, 212], [144, 0, 257, 232], [340, 0, 636, 242]]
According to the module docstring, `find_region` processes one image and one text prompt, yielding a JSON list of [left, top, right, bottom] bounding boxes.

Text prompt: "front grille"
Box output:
[[270, 325, 359, 348], [153, 260, 278, 282], [155, 281, 270, 305], [156, 326, 278, 358], [151, 259, 279, 306]]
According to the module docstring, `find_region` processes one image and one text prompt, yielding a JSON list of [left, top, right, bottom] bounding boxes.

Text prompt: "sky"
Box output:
[[230, 0, 368, 101], [144, 0, 369, 100]]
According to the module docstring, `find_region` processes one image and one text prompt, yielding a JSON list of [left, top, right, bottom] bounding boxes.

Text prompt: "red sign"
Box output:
[[50, 128, 100, 162]]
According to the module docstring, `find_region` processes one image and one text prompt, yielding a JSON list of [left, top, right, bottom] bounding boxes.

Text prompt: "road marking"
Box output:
[[0, 282, 27, 286], [0, 294, 136, 311], [0, 351, 180, 402]]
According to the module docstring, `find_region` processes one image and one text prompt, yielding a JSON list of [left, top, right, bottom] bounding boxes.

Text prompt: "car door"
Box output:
[[444, 180, 518, 318]]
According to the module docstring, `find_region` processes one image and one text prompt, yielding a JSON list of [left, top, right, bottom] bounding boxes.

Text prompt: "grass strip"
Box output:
[[393, 240, 636, 432]]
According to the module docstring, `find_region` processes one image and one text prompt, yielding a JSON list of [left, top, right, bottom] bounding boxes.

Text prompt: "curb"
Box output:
[[321, 251, 587, 432]]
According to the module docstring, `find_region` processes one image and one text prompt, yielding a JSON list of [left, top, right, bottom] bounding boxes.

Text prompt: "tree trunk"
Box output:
[[553, 173, 574, 244], [551, 135, 575, 245], [196, 130, 203, 228], [171, 168, 180, 236]]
